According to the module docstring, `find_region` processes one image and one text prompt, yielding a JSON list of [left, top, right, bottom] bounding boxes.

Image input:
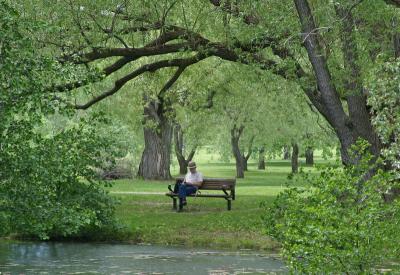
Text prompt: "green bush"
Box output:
[[264, 140, 400, 273], [1, 120, 118, 239], [0, 2, 118, 240]]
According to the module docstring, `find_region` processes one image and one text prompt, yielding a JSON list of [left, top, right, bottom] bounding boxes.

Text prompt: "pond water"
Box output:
[[0, 242, 286, 274]]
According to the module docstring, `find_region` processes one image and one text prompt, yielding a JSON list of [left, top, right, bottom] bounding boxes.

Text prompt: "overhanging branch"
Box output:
[[78, 43, 189, 63], [75, 54, 205, 109]]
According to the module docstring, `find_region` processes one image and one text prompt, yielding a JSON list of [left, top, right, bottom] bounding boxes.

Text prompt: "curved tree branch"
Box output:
[[75, 54, 205, 109], [78, 43, 189, 63]]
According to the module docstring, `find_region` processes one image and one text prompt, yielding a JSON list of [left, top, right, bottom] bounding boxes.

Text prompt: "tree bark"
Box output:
[[258, 146, 266, 170], [336, 4, 381, 160], [305, 147, 314, 165], [291, 143, 299, 173], [242, 156, 248, 172], [394, 32, 400, 59], [231, 125, 245, 178], [174, 123, 196, 175], [241, 135, 255, 171], [283, 145, 291, 160], [294, 0, 381, 166], [138, 99, 172, 180]]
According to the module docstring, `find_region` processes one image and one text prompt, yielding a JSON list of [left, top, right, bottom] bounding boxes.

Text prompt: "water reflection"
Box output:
[[0, 241, 287, 274]]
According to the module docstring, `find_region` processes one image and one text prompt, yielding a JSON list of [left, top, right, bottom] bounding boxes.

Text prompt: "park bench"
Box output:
[[166, 177, 236, 211]]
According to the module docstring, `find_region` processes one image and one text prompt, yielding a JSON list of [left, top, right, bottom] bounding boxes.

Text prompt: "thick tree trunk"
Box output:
[[283, 145, 291, 160], [231, 125, 245, 178], [174, 123, 196, 175], [305, 147, 314, 165], [336, 4, 381, 160], [138, 100, 172, 180], [291, 143, 299, 173], [258, 146, 266, 170], [294, 0, 381, 166]]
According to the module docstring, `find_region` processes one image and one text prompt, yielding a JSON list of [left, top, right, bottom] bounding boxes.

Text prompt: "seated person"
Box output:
[[178, 161, 203, 209]]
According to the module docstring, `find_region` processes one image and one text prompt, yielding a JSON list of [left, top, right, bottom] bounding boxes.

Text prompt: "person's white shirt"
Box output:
[[184, 171, 203, 185]]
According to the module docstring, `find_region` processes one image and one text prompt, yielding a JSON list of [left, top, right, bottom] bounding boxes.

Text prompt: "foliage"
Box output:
[[368, 59, 400, 174], [0, 2, 117, 240], [264, 140, 400, 273]]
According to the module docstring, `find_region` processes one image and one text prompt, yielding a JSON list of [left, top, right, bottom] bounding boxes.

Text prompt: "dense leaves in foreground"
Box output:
[[0, 2, 118, 240], [264, 140, 400, 273], [368, 60, 400, 173]]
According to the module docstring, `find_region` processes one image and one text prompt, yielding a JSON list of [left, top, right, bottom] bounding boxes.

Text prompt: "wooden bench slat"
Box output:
[[175, 177, 235, 182], [200, 186, 233, 190], [175, 177, 235, 190]]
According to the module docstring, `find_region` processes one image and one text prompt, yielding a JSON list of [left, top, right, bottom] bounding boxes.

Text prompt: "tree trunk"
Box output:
[[336, 4, 381, 161], [283, 145, 291, 160], [174, 123, 196, 175], [258, 146, 266, 170], [305, 147, 314, 165], [241, 135, 255, 172], [294, 0, 381, 166], [231, 125, 245, 178], [291, 143, 299, 173], [242, 155, 248, 171], [394, 32, 400, 59], [138, 100, 172, 180]]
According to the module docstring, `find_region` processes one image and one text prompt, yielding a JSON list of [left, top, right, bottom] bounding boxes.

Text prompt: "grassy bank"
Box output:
[[106, 153, 331, 251]]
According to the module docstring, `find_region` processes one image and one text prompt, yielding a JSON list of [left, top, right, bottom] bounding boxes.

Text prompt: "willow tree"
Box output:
[[208, 64, 270, 178], [172, 103, 214, 175], [27, 0, 280, 179], [27, 0, 400, 177], [208, 63, 321, 178]]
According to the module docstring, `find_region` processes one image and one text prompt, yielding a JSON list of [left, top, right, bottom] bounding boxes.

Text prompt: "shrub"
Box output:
[[264, 140, 400, 273], [0, 2, 118, 240]]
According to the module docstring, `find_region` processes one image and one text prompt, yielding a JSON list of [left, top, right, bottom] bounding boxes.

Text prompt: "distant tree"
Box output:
[[257, 145, 266, 170]]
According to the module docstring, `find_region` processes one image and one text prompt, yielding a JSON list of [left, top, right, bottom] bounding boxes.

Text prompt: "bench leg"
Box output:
[[172, 198, 177, 210], [227, 199, 232, 211]]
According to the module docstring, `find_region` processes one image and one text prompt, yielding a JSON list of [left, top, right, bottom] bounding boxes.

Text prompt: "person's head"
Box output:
[[187, 161, 197, 174]]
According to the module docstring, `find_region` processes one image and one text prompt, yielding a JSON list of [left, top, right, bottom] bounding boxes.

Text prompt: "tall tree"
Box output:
[[30, 0, 398, 171], [291, 0, 399, 167]]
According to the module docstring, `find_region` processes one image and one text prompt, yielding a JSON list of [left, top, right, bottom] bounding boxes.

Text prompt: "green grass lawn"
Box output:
[[106, 152, 333, 251]]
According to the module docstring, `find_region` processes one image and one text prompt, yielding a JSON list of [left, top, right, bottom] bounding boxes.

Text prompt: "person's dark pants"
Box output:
[[178, 184, 197, 203]]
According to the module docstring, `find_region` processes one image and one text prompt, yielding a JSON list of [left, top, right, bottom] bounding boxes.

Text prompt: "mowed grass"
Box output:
[[107, 150, 333, 251]]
